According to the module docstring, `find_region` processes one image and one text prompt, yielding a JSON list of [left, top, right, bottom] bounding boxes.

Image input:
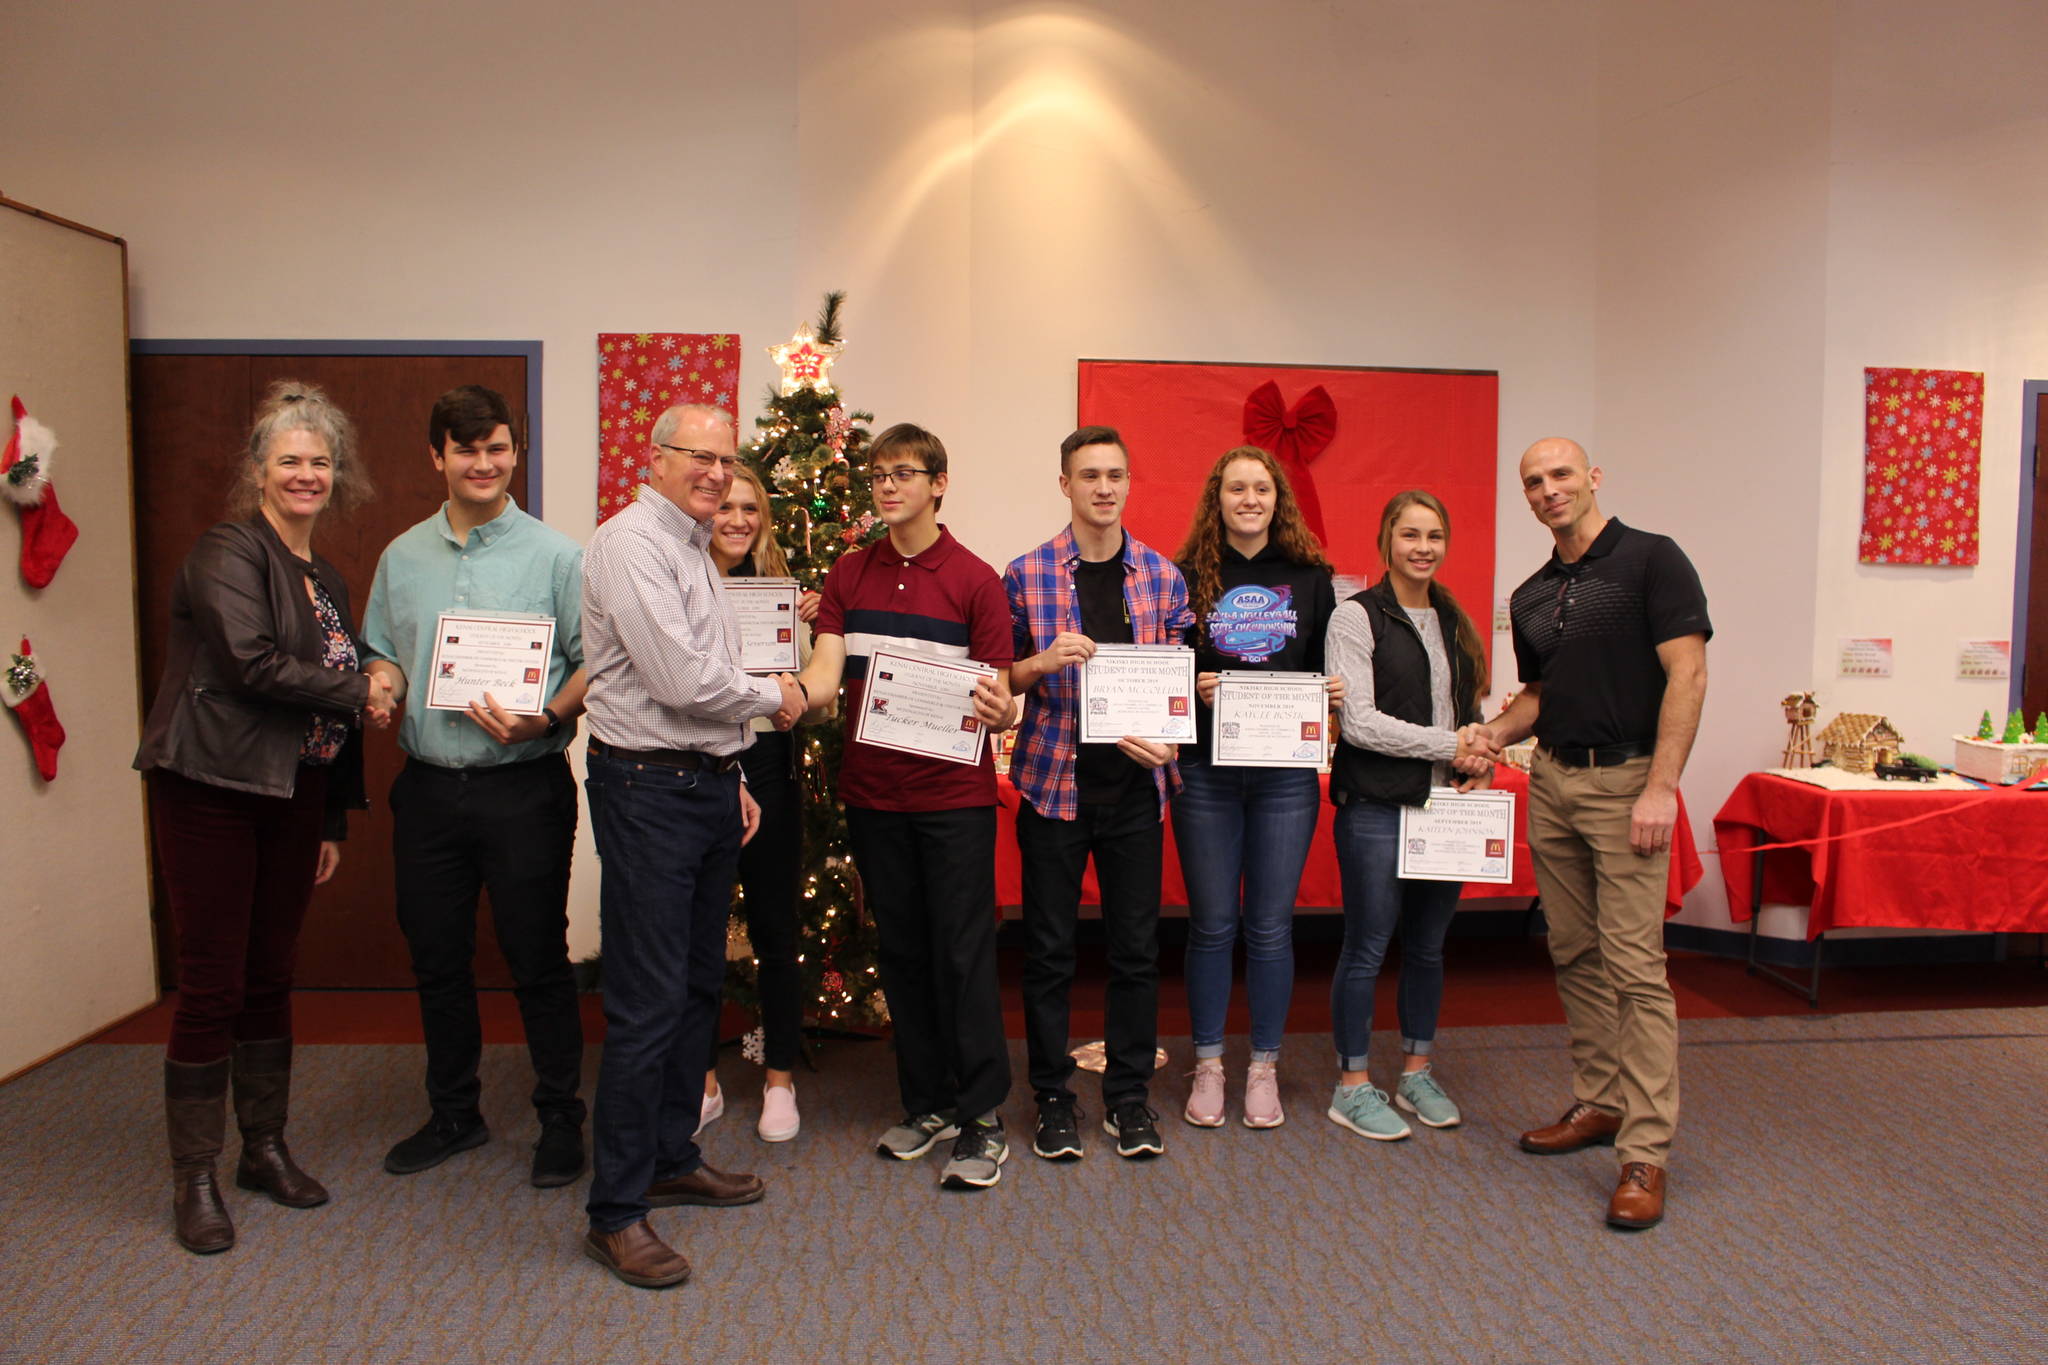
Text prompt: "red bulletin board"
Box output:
[[1076, 360, 1499, 655]]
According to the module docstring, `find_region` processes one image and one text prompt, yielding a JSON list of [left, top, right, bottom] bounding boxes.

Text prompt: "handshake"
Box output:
[[364, 671, 397, 730], [769, 672, 808, 730], [1454, 722, 1502, 777]]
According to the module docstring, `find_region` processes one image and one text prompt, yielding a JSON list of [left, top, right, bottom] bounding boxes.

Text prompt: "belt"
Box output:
[[1541, 740, 1654, 769], [588, 737, 741, 773]]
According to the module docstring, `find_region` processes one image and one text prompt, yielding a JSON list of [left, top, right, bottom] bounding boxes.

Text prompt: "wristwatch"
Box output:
[[542, 706, 561, 738]]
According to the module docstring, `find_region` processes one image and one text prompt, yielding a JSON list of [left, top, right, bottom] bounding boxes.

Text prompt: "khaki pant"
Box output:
[[1526, 750, 1678, 1167]]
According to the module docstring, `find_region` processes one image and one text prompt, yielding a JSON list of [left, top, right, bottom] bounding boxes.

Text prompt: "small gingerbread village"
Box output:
[[1780, 692, 2048, 784]]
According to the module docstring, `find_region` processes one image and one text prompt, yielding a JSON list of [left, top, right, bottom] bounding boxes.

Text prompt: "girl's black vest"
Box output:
[[1329, 579, 1476, 809]]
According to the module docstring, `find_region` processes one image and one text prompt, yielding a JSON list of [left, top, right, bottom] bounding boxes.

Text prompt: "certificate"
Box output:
[[1397, 787, 1516, 884], [853, 646, 996, 767], [1211, 672, 1329, 769], [424, 611, 557, 715], [725, 577, 802, 673], [1078, 644, 1197, 744]]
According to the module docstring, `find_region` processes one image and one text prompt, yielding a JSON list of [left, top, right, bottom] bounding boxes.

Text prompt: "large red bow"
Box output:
[[1242, 381, 1337, 543]]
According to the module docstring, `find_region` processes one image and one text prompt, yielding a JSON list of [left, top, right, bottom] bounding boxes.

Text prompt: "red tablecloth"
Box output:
[[1713, 772, 2048, 938], [995, 765, 1702, 913]]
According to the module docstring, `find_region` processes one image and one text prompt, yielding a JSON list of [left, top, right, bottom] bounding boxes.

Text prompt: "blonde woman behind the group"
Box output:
[[698, 463, 823, 1142]]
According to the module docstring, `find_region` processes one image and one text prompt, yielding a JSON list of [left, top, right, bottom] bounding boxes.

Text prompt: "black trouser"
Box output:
[[391, 753, 584, 1125], [1016, 781, 1164, 1106], [719, 732, 803, 1073], [844, 803, 1011, 1122]]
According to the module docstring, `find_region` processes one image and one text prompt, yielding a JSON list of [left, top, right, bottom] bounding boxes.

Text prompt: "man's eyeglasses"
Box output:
[[871, 466, 933, 487], [656, 443, 739, 474]]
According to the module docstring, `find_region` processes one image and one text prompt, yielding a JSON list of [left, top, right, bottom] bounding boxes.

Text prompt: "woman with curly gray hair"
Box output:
[[134, 379, 389, 1253]]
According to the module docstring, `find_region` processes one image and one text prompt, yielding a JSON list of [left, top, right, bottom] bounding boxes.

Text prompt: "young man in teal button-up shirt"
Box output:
[[361, 386, 591, 1190]]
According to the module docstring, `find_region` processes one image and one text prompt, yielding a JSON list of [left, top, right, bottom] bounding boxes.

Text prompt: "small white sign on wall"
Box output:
[[1957, 639, 2011, 680], [1837, 637, 1894, 678], [1492, 599, 1511, 633]]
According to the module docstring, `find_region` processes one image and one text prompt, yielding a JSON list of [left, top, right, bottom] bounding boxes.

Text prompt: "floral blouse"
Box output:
[[299, 573, 358, 765]]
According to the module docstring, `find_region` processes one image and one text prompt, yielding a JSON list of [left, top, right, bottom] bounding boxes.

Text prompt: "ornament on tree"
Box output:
[[4, 637, 65, 781], [821, 969, 845, 997], [741, 1027, 766, 1066], [823, 406, 852, 460], [767, 324, 844, 397], [2, 397, 80, 589]]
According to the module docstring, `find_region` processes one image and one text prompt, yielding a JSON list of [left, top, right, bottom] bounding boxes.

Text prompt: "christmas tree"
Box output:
[[2036, 713, 2047, 744], [2002, 708, 2027, 744], [1976, 710, 1994, 740], [725, 292, 889, 1030]]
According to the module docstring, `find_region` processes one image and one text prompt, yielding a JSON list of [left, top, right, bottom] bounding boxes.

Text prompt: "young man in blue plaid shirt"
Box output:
[[1004, 426, 1194, 1161]]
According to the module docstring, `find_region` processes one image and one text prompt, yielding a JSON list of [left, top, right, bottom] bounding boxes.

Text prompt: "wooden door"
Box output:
[[133, 352, 531, 988]]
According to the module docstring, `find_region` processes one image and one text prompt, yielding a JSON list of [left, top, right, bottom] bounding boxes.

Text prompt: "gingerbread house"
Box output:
[[1816, 712, 1902, 774]]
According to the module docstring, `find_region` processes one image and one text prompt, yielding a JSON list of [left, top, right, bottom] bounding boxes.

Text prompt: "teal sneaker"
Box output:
[[1326, 1083, 1411, 1142], [1395, 1066, 1462, 1129]]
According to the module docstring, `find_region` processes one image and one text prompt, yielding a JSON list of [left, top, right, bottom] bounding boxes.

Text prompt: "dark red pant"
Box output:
[[149, 766, 329, 1064]]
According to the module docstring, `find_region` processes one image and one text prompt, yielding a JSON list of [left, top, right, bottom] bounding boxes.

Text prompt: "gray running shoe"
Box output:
[[875, 1111, 958, 1160], [939, 1118, 1009, 1189], [1395, 1066, 1462, 1128]]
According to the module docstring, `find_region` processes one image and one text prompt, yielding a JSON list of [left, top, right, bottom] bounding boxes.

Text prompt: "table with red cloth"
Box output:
[[1713, 772, 2048, 937], [993, 764, 1703, 913]]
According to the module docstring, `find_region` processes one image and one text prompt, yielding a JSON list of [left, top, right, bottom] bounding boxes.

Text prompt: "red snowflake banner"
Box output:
[[1859, 367, 1982, 566], [595, 333, 740, 524]]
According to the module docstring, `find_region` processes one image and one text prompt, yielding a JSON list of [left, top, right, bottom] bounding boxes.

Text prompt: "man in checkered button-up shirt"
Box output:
[[1003, 425, 1193, 1165]]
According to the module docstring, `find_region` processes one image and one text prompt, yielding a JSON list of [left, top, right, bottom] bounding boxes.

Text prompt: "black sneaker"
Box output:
[[384, 1112, 489, 1175], [530, 1114, 585, 1189], [1032, 1093, 1084, 1161], [1104, 1098, 1165, 1159], [939, 1117, 1009, 1190]]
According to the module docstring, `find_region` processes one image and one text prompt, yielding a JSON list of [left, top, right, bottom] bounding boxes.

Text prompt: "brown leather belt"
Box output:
[[588, 738, 741, 773]]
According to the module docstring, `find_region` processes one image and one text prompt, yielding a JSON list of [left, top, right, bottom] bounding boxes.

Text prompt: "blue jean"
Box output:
[[1330, 796, 1463, 1070], [1171, 759, 1321, 1059], [583, 748, 742, 1233]]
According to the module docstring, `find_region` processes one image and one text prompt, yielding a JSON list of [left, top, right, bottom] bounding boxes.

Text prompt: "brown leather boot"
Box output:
[[1517, 1101, 1622, 1155], [1607, 1162, 1667, 1229], [231, 1037, 329, 1208], [164, 1056, 234, 1254]]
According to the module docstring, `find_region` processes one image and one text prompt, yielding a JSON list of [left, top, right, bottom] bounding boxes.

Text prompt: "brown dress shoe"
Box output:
[[645, 1162, 766, 1208], [584, 1220, 691, 1288], [1607, 1162, 1667, 1229], [1517, 1101, 1622, 1155]]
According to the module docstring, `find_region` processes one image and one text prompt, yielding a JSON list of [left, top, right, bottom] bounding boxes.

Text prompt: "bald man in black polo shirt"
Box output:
[[1478, 437, 1709, 1231]]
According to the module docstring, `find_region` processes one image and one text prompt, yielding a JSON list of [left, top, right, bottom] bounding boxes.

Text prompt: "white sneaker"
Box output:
[[695, 1084, 724, 1136], [757, 1083, 799, 1142]]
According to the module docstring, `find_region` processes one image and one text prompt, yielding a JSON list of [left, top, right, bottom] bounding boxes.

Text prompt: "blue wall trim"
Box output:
[[129, 339, 546, 518], [2014, 381, 2046, 716]]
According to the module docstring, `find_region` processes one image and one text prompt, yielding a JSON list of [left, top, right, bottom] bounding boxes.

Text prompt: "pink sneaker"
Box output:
[[695, 1084, 724, 1136], [1183, 1057, 1226, 1127], [1243, 1060, 1284, 1129], [757, 1083, 799, 1142]]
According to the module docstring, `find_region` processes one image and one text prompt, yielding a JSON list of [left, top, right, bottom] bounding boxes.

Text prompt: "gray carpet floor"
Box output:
[[4, 1009, 2047, 1364]]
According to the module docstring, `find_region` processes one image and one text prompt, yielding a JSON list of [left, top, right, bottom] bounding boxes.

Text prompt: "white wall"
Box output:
[[1812, 0, 2048, 770], [1591, 0, 1834, 930], [7, 0, 2044, 980]]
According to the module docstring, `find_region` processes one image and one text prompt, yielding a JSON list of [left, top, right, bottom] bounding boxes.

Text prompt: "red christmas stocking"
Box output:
[[3, 397, 81, 589], [4, 637, 64, 781]]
